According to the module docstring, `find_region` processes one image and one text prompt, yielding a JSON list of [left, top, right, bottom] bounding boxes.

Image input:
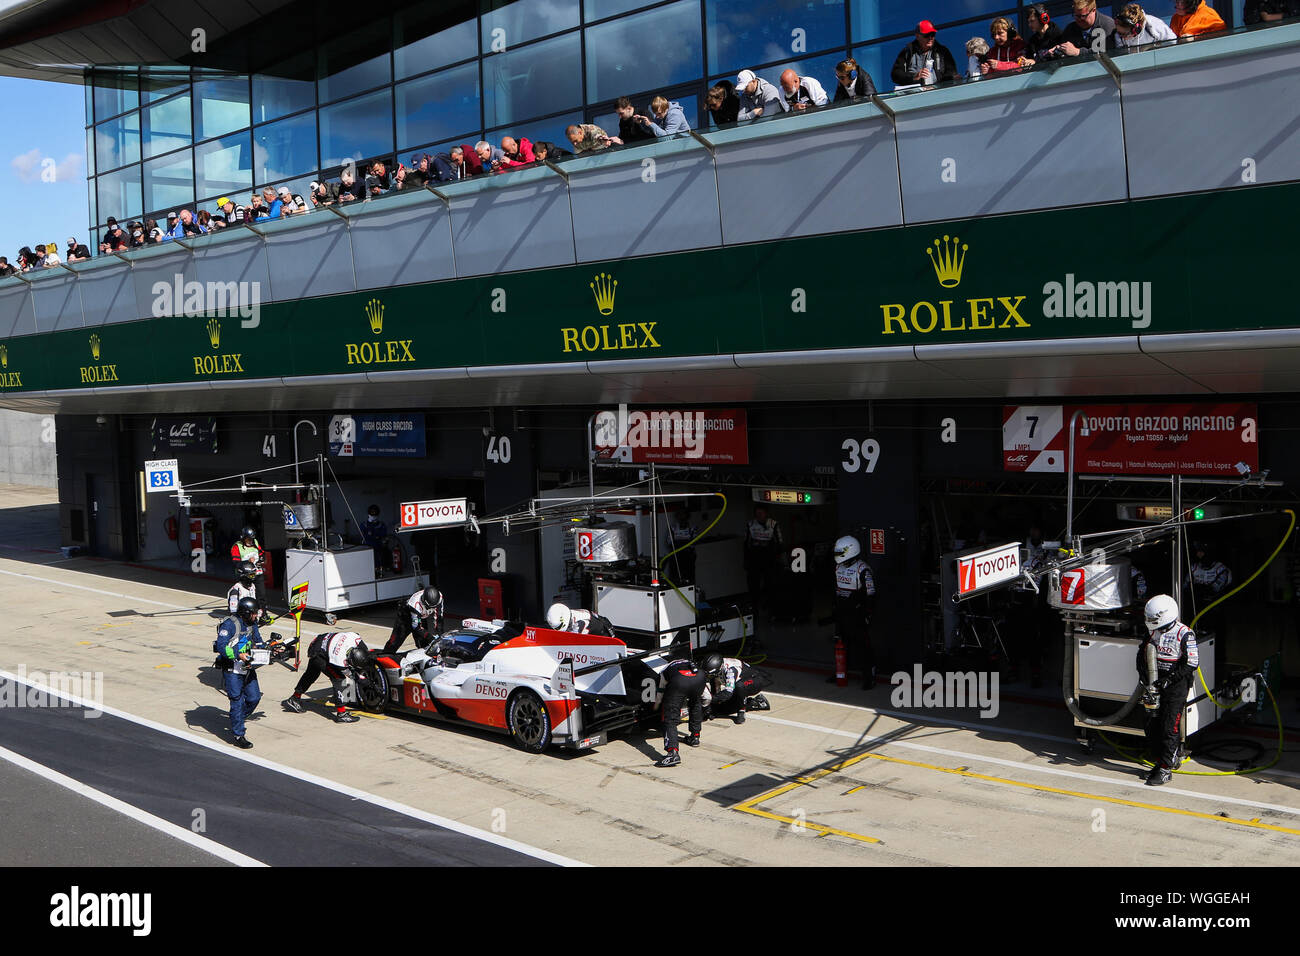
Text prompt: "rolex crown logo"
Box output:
[[590, 273, 617, 316], [0, 345, 7, 369], [926, 234, 968, 289], [89, 333, 101, 361], [366, 298, 384, 335], [207, 318, 221, 349]]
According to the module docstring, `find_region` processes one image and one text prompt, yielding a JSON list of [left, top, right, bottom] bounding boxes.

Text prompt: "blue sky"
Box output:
[[0, 75, 90, 260]]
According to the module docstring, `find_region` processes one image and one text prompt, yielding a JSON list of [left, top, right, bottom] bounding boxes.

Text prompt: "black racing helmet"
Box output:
[[235, 560, 257, 582], [239, 525, 257, 543], [236, 596, 259, 622], [348, 642, 370, 668], [702, 652, 724, 674], [421, 586, 442, 612]]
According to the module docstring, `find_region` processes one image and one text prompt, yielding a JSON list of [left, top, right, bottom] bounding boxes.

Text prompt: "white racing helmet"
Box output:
[[834, 535, 861, 564], [1144, 594, 1179, 632], [546, 602, 571, 631]]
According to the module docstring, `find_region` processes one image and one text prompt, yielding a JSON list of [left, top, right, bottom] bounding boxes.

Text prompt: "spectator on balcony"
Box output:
[[735, 69, 784, 120], [532, 140, 572, 163], [0, 257, 14, 278], [366, 160, 393, 196], [474, 141, 505, 174], [432, 146, 470, 181], [639, 95, 691, 135], [402, 155, 432, 187], [499, 135, 536, 169], [42, 244, 61, 268], [616, 96, 656, 144], [1245, 0, 1300, 23], [1114, 3, 1177, 45], [832, 58, 876, 101], [705, 82, 740, 125], [127, 224, 146, 248], [980, 17, 1028, 73], [173, 208, 207, 237], [779, 69, 828, 112], [565, 123, 622, 153], [16, 247, 35, 270], [891, 20, 960, 88], [1050, 0, 1116, 56], [1170, 0, 1226, 36], [337, 169, 363, 204], [1022, 3, 1064, 62], [65, 237, 90, 263], [147, 227, 164, 245], [104, 222, 128, 252], [310, 180, 338, 207]]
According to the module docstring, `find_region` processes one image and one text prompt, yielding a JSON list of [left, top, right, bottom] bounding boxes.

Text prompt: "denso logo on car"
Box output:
[[474, 681, 508, 698]]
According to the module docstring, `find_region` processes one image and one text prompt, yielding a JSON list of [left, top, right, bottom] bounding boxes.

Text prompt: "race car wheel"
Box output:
[[355, 661, 389, 713], [507, 689, 551, 753]]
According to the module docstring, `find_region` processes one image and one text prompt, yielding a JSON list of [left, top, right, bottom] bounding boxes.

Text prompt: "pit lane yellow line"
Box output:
[[731, 748, 884, 844], [734, 745, 1300, 840]]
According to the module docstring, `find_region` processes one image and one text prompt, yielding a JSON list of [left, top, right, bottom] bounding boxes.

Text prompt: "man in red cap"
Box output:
[[890, 19, 960, 88]]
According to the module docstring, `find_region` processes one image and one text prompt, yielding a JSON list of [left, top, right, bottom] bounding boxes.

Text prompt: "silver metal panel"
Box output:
[[29, 273, 83, 332], [1123, 45, 1300, 197], [261, 218, 356, 301], [348, 201, 457, 290], [129, 246, 196, 323], [191, 239, 272, 308], [569, 152, 722, 261], [715, 117, 902, 243], [896, 77, 1126, 223], [449, 177, 576, 277], [0, 283, 32, 338], [77, 265, 137, 327]]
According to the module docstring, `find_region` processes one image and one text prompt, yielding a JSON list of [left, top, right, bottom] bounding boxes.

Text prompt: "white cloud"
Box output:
[[11, 148, 83, 184]]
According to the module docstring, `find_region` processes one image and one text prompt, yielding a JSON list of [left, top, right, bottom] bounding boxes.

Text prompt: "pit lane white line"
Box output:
[[750, 712, 1300, 818], [0, 668, 585, 867], [767, 690, 1300, 784], [0, 743, 266, 867]]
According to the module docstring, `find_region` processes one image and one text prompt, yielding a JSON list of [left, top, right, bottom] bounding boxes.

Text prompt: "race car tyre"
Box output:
[[507, 689, 552, 753], [355, 660, 389, 713]]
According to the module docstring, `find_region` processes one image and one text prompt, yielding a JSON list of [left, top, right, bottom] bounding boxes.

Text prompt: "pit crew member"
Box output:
[[282, 631, 370, 723], [546, 602, 615, 636], [656, 653, 721, 767], [215, 597, 265, 748], [384, 586, 444, 654], [1136, 594, 1198, 786], [707, 656, 773, 724]]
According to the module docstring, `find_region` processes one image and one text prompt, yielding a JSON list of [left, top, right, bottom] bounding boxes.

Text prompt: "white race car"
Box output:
[[359, 620, 675, 753]]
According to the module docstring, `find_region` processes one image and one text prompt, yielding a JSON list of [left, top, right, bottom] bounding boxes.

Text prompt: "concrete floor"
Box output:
[[0, 483, 1297, 867]]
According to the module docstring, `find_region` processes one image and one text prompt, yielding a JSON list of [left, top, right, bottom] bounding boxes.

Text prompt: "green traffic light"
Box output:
[[1192, 507, 1205, 520]]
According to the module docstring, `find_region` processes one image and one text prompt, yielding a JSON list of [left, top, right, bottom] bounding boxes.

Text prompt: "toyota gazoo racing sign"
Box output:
[[398, 498, 471, 531], [956, 542, 1023, 597]]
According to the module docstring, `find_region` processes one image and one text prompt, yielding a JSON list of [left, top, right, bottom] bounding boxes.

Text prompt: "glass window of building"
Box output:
[[95, 112, 141, 171], [85, 127, 95, 178], [93, 70, 138, 121], [84, 78, 93, 126], [142, 68, 190, 104], [584, 0, 660, 22], [396, 61, 481, 153], [591, 93, 699, 137], [254, 111, 319, 183], [253, 52, 316, 124], [143, 94, 192, 160], [482, 31, 581, 129], [319, 88, 395, 167], [318, 21, 393, 104], [195, 131, 253, 199], [395, 1, 478, 79], [851, 0, 992, 44], [585, 0, 703, 104], [96, 164, 143, 221], [87, 180, 97, 230], [706, 0, 847, 77], [712, 50, 844, 98], [479, 0, 580, 50], [193, 76, 251, 142], [143, 150, 195, 215], [852, 40, 899, 94]]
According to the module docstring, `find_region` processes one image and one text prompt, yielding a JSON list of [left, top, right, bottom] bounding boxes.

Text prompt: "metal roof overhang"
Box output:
[[10, 329, 1295, 415]]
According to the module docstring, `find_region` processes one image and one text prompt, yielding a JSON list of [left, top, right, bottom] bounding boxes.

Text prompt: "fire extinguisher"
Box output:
[[391, 540, 403, 574], [164, 516, 178, 541], [833, 637, 848, 688]]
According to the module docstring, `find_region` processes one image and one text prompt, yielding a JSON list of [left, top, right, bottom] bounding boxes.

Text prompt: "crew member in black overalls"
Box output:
[[655, 653, 722, 767], [745, 505, 783, 614], [1136, 594, 1198, 786]]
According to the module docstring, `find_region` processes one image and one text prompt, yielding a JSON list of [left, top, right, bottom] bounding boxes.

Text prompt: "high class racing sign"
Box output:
[[1003, 403, 1258, 476]]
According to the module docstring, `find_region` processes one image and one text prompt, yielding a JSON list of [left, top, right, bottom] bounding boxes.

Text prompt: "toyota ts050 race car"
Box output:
[[348, 620, 676, 753]]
